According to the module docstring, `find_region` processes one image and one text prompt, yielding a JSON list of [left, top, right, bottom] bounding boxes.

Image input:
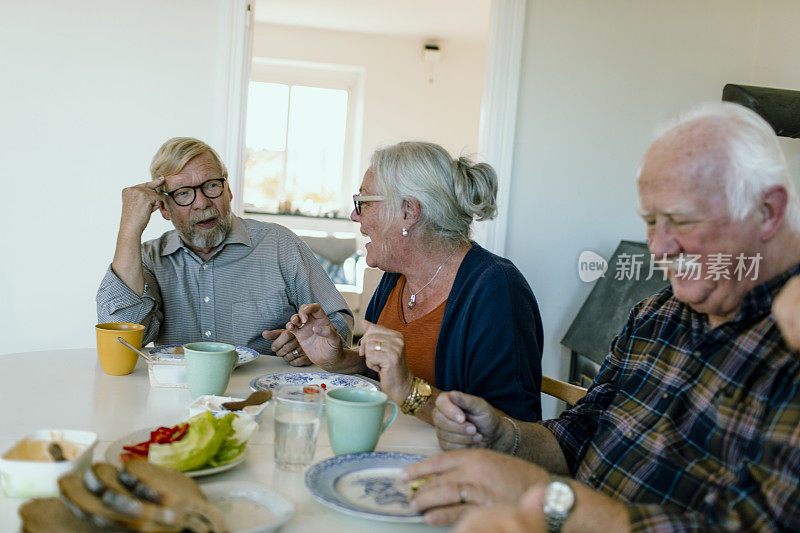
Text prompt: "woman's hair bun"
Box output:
[[453, 156, 498, 222]]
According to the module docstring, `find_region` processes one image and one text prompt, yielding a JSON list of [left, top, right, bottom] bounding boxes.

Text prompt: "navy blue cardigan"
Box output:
[[365, 244, 543, 421]]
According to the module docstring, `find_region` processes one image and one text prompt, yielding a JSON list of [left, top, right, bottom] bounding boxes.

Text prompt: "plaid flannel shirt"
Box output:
[[542, 266, 800, 532]]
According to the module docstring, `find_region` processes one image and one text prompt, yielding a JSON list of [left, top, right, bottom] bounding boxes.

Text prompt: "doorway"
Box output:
[[222, 0, 527, 262]]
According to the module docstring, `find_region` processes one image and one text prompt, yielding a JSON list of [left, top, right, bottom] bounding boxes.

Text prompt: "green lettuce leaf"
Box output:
[[209, 414, 258, 467], [148, 412, 229, 472]]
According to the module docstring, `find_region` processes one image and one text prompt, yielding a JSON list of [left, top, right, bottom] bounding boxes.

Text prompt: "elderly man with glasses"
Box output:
[[96, 137, 352, 360]]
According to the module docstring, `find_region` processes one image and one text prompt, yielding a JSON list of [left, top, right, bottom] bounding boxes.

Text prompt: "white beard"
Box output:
[[175, 207, 233, 251]]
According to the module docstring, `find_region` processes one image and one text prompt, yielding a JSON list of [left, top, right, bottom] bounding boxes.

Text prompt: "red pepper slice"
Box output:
[[120, 421, 189, 463], [122, 442, 150, 455], [171, 423, 189, 442], [120, 452, 136, 464], [152, 426, 177, 444]]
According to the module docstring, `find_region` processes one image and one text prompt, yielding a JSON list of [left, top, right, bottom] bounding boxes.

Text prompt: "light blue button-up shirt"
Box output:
[[97, 216, 353, 353]]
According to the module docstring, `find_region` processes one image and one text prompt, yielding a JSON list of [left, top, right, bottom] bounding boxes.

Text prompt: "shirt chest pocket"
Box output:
[[232, 294, 295, 343], [706, 390, 766, 474]]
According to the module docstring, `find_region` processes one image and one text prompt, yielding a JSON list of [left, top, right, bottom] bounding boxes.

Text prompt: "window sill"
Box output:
[[244, 209, 350, 221]]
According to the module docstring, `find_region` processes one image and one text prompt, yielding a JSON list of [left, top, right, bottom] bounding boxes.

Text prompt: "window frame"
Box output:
[[245, 58, 365, 218]]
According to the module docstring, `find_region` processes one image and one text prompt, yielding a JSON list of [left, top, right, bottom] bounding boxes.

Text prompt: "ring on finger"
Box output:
[[459, 484, 468, 504], [291, 349, 299, 356], [374, 341, 382, 351], [297, 322, 305, 329]]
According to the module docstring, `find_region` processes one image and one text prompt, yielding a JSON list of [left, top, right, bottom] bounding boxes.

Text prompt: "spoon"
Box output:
[[222, 390, 272, 411], [116, 337, 153, 362]]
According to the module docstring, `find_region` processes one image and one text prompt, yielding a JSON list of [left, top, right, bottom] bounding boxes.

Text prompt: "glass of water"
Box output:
[[273, 384, 323, 471]]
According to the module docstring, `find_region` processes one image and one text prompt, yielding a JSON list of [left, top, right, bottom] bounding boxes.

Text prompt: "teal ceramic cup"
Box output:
[[326, 387, 399, 455], [183, 342, 237, 398]]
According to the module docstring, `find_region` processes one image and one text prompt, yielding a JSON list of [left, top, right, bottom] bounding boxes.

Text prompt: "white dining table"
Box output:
[[0, 348, 446, 532]]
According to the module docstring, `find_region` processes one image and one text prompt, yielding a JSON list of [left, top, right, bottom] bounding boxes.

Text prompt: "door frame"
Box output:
[[222, 0, 525, 257], [219, 0, 254, 217], [474, 0, 526, 256]]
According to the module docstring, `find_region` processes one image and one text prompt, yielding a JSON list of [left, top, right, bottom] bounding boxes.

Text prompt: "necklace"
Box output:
[[407, 249, 458, 308]]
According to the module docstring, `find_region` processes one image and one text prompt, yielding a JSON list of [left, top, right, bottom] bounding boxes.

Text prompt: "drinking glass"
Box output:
[[273, 384, 323, 471]]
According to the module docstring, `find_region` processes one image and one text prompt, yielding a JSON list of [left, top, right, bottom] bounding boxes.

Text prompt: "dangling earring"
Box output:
[[402, 227, 408, 236]]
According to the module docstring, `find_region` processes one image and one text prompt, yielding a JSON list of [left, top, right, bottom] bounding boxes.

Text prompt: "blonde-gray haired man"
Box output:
[[97, 137, 352, 360]]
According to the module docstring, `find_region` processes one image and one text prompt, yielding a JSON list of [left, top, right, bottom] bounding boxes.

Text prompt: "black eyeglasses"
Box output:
[[352, 194, 385, 215], [165, 178, 227, 207]]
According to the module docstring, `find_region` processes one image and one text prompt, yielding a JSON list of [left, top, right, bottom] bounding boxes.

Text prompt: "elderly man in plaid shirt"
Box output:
[[403, 102, 800, 533]]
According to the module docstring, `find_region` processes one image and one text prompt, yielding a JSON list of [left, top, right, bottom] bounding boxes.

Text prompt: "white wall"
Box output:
[[251, 23, 488, 195], [4, 0, 798, 378], [0, 1, 236, 354], [504, 0, 800, 417], [752, 0, 800, 171]]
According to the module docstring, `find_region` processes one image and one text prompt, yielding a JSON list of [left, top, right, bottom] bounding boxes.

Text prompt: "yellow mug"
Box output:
[[95, 323, 145, 375]]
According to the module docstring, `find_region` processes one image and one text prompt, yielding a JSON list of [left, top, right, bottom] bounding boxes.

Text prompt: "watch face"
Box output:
[[545, 481, 575, 512], [417, 380, 432, 395]]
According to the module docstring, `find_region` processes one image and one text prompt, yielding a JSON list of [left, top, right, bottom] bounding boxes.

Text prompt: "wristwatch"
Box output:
[[543, 478, 575, 533], [401, 377, 432, 415]]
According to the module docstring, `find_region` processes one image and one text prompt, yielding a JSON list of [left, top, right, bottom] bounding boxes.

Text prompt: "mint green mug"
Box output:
[[326, 387, 399, 455], [183, 342, 237, 397]]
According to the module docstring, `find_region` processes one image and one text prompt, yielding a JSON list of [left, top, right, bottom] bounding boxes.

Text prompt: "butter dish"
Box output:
[[189, 395, 269, 422], [0, 429, 97, 498], [147, 354, 188, 388]]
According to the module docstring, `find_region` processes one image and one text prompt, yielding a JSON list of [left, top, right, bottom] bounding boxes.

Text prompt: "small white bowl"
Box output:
[[202, 481, 295, 532], [0, 429, 98, 498], [147, 354, 188, 388], [188, 395, 269, 423]]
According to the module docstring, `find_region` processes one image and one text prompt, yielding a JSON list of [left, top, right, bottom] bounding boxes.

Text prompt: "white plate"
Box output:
[[202, 481, 295, 533], [250, 371, 379, 394], [148, 344, 259, 367], [105, 427, 247, 478], [305, 452, 427, 522]]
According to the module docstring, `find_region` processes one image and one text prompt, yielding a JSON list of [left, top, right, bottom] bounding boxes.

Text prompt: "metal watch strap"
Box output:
[[545, 511, 568, 533], [401, 377, 418, 414], [401, 377, 430, 415]]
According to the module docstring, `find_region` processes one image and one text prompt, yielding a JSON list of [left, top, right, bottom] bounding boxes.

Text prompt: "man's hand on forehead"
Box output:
[[119, 176, 167, 235]]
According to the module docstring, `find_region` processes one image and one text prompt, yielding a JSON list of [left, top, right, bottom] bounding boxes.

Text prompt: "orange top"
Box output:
[[376, 276, 446, 385]]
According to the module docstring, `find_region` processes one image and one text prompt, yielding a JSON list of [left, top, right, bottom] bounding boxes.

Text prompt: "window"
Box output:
[[244, 62, 362, 218]]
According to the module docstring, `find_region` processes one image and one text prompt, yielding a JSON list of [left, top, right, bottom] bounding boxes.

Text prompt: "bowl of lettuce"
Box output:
[[107, 412, 258, 476]]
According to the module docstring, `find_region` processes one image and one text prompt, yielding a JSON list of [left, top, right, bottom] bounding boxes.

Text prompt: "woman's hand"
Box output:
[[359, 321, 413, 405], [281, 303, 343, 369]]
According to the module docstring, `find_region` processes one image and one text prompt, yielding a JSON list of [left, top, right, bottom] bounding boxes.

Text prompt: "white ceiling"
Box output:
[[254, 0, 491, 44]]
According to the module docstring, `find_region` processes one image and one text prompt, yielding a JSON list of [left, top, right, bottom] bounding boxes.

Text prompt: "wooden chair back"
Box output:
[[542, 376, 588, 406]]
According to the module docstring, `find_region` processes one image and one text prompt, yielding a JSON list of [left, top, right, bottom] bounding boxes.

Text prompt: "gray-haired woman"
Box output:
[[272, 141, 543, 426]]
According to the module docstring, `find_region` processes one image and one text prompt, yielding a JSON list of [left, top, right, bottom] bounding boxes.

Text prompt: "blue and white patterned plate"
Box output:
[[249, 372, 379, 393], [305, 452, 427, 522], [148, 344, 259, 367]]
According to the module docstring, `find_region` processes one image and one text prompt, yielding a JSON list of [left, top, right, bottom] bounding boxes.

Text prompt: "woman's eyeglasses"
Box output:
[[352, 194, 385, 215]]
